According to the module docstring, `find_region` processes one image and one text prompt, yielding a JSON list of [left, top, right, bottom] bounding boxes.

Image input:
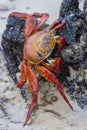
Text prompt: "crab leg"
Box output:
[[17, 61, 27, 88], [24, 15, 35, 40], [51, 20, 66, 31], [35, 65, 73, 110], [45, 20, 61, 30], [9, 12, 29, 18], [24, 12, 49, 39], [23, 66, 38, 127], [32, 13, 49, 32]]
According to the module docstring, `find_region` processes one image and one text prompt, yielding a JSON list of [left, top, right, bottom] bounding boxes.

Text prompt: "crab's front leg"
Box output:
[[17, 60, 27, 88], [23, 66, 39, 127], [32, 12, 49, 32], [35, 65, 73, 110]]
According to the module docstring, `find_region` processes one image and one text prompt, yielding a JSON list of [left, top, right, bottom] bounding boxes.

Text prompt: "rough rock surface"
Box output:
[[58, 0, 87, 108], [58, 0, 84, 44]]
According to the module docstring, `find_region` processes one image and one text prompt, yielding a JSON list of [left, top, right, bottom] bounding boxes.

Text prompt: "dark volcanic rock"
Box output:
[[58, 0, 87, 70], [84, 0, 87, 16], [1, 17, 25, 82], [58, 0, 84, 44], [61, 43, 87, 69], [57, 0, 87, 108], [65, 68, 87, 109]]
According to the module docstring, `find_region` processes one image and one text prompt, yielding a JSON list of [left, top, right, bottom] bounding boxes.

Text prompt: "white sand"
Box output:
[[0, 0, 87, 130]]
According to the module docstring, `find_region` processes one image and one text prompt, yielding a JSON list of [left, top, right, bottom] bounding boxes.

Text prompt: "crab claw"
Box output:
[[42, 58, 63, 74], [23, 66, 38, 127]]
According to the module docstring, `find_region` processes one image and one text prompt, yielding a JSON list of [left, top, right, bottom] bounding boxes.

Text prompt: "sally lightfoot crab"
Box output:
[[9, 12, 73, 126]]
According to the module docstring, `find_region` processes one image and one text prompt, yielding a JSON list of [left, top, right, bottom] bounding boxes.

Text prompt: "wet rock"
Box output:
[[62, 43, 87, 69], [58, 0, 84, 44], [66, 76, 87, 109], [1, 17, 25, 82], [84, 0, 87, 17], [58, 0, 87, 108]]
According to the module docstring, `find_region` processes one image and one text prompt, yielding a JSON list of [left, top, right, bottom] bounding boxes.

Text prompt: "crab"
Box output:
[[9, 12, 73, 126]]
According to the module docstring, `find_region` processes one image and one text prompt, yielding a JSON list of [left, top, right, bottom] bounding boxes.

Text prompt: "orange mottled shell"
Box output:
[[24, 30, 55, 64]]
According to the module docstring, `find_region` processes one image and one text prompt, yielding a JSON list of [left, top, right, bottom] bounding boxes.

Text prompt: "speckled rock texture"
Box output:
[[58, 0, 87, 108], [58, 0, 84, 44], [1, 0, 87, 109]]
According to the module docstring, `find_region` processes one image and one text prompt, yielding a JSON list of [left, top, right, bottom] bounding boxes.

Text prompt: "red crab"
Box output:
[[9, 12, 73, 126]]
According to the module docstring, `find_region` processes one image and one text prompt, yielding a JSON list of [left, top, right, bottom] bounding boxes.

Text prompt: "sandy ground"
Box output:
[[0, 0, 87, 130]]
